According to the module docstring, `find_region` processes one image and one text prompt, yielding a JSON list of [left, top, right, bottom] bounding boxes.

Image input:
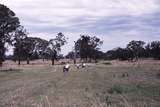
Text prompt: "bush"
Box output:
[[156, 73, 160, 79], [103, 62, 112, 65], [108, 85, 123, 94], [108, 84, 139, 94]]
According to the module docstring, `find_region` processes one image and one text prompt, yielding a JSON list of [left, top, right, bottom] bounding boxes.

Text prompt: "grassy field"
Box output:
[[0, 60, 160, 107]]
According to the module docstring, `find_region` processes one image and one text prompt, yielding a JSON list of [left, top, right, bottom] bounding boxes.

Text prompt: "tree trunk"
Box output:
[[0, 59, 2, 67], [51, 58, 54, 65], [89, 57, 91, 63], [27, 57, 30, 64], [85, 57, 87, 63], [0, 42, 4, 67], [74, 59, 76, 64], [18, 59, 21, 65], [95, 58, 97, 63]]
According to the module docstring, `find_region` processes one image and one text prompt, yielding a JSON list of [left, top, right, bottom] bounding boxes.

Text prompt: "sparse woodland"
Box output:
[[0, 4, 160, 107], [1, 4, 160, 67]]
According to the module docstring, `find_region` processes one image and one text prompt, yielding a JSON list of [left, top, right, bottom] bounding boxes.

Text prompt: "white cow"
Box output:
[[75, 64, 81, 69], [82, 63, 86, 68], [63, 63, 70, 72]]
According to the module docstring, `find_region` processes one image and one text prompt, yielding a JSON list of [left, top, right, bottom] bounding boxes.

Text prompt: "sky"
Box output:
[[1, 0, 160, 55]]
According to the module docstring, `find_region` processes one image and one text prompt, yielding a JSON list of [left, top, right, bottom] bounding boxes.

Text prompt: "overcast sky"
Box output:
[[1, 0, 160, 55]]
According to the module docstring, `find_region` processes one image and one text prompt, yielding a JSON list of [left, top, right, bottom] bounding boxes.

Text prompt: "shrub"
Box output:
[[103, 62, 112, 65], [108, 85, 123, 94]]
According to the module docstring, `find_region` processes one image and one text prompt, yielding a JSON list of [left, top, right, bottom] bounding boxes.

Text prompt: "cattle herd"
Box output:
[[63, 63, 86, 73]]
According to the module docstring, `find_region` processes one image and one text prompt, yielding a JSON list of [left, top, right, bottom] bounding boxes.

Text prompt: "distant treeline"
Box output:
[[104, 40, 160, 61], [1, 4, 103, 66], [6, 34, 103, 64], [66, 40, 160, 61]]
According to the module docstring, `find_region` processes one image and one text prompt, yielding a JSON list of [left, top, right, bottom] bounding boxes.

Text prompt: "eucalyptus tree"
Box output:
[[13, 26, 27, 65], [31, 37, 49, 61], [146, 41, 160, 60], [127, 40, 145, 61], [14, 35, 50, 65], [47, 32, 67, 65], [0, 4, 20, 66], [75, 35, 103, 62]]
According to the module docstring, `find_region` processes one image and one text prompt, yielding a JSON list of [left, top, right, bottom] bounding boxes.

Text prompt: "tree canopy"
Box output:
[[47, 32, 67, 65], [75, 35, 103, 62], [0, 4, 20, 66]]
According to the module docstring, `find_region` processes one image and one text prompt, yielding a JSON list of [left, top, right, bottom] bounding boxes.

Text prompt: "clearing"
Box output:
[[0, 60, 160, 107]]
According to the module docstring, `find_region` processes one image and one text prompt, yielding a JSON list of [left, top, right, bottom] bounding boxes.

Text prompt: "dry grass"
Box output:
[[0, 59, 160, 107]]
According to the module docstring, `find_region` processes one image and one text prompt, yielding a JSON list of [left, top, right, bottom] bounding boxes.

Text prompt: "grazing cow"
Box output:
[[82, 63, 86, 68], [63, 63, 70, 72], [75, 64, 81, 69]]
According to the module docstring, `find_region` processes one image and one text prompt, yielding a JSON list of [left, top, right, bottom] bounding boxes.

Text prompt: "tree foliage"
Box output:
[[0, 4, 20, 66], [105, 40, 160, 61], [127, 40, 145, 60], [13, 26, 27, 64], [146, 41, 160, 59], [47, 32, 67, 65], [13, 34, 49, 64], [75, 35, 103, 62]]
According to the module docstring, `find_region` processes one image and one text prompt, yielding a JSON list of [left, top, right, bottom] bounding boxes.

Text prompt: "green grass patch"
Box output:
[[108, 84, 160, 98], [0, 68, 22, 72]]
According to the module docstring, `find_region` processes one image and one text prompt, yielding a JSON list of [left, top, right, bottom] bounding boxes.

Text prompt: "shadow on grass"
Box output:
[[0, 68, 22, 72], [103, 62, 112, 65]]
